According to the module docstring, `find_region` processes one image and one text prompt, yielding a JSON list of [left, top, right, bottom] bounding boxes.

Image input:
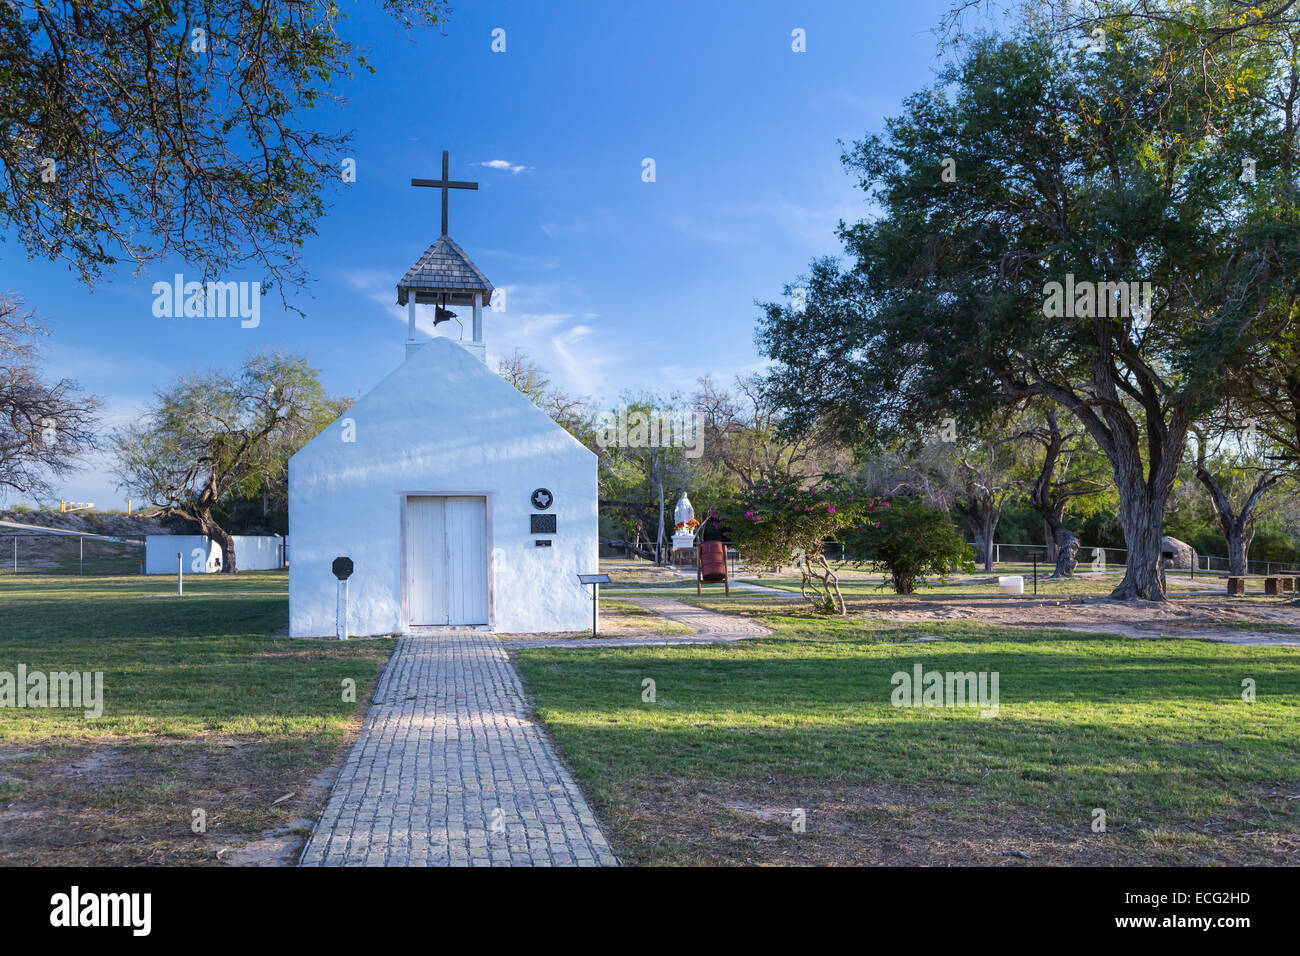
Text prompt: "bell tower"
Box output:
[[397, 151, 494, 363]]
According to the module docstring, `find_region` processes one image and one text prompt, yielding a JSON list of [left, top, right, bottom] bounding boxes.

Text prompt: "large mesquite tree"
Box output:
[[111, 352, 338, 572], [759, 6, 1299, 600], [1, 0, 450, 296]]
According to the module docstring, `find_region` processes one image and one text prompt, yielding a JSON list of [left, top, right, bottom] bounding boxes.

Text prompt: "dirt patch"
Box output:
[[848, 594, 1300, 646], [601, 779, 1299, 866], [213, 764, 340, 866], [0, 731, 358, 866]]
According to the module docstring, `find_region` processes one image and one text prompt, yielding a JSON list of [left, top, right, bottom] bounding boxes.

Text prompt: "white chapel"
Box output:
[[287, 155, 598, 636]]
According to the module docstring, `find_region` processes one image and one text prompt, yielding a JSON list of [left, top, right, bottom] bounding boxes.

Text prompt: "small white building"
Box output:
[[287, 226, 597, 636], [144, 534, 284, 574]]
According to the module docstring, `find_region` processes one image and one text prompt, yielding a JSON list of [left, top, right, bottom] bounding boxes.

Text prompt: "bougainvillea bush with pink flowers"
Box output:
[[722, 472, 885, 614]]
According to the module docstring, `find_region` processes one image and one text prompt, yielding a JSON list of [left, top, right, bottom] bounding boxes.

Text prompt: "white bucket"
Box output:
[[998, 575, 1024, 595]]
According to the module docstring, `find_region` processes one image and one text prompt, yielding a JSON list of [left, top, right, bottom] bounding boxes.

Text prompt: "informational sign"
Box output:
[[530, 514, 557, 534]]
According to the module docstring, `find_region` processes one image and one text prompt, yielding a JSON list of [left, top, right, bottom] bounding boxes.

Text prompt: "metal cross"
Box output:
[[411, 150, 479, 236]]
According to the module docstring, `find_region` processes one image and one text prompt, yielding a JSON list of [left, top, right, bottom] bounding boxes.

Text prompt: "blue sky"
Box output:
[[10, 0, 960, 507]]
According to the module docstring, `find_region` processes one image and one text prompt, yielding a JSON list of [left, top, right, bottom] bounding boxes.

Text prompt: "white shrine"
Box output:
[[671, 492, 696, 550], [287, 153, 598, 636]]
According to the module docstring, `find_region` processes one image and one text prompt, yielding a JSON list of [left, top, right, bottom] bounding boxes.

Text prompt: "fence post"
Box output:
[[177, 552, 183, 596], [12, 537, 16, 574], [336, 577, 349, 641], [79, 536, 84, 576]]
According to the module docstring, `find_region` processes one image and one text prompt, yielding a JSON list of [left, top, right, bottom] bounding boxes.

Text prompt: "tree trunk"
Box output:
[[185, 475, 239, 574], [981, 519, 995, 572], [1022, 326, 1191, 600], [1111, 479, 1167, 600], [653, 458, 665, 566], [1196, 465, 1278, 578], [1052, 526, 1079, 578], [1075, 401, 1187, 602], [1031, 411, 1065, 567], [957, 507, 998, 572], [892, 570, 916, 594], [1034, 501, 1077, 578], [968, 527, 994, 570], [199, 516, 237, 574], [1226, 524, 1253, 578]]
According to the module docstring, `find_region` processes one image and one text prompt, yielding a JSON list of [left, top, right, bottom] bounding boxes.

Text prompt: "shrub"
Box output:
[[852, 496, 973, 594]]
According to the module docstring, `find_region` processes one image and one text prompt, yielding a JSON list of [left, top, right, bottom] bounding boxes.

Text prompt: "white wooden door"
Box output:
[[405, 496, 488, 626], [405, 496, 447, 626], [444, 497, 488, 625]]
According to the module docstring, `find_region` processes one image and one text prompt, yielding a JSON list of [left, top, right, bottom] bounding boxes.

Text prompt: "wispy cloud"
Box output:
[[479, 159, 531, 174], [342, 268, 616, 397], [546, 323, 613, 397]]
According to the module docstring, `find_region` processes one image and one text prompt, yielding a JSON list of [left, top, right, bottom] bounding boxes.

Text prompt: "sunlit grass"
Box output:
[[515, 604, 1300, 864], [0, 571, 391, 739]]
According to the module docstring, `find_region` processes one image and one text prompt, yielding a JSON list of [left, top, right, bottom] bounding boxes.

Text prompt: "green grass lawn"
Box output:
[[7, 568, 1294, 867], [515, 605, 1300, 865], [0, 571, 393, 865]]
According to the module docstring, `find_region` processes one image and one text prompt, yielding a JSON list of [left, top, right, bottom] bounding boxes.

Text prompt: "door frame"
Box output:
[[398, 491, 494, 630]]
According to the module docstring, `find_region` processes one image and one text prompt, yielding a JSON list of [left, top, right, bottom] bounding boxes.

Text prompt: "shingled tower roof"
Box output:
[[396, 235, 495, 307]]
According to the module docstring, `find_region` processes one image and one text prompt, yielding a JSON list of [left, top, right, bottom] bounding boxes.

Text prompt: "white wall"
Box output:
[[288, 337, 598, 637], [144, 535, 283, 574], [231, 535, 285, 571], [145, 535, 221, 574]]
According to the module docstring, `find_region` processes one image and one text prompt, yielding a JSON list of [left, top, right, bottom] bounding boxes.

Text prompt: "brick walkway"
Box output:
[[300, 629, 617, 867]]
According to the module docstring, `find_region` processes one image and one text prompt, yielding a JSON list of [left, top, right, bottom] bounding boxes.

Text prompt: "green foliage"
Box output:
[[852, 496, 974, 594], [594, 390, 733, 548], [723, 472, 883, 613], [111, 351, 345, 564], [1, 0, 452, 296], [755, 6, 1300, 598]]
